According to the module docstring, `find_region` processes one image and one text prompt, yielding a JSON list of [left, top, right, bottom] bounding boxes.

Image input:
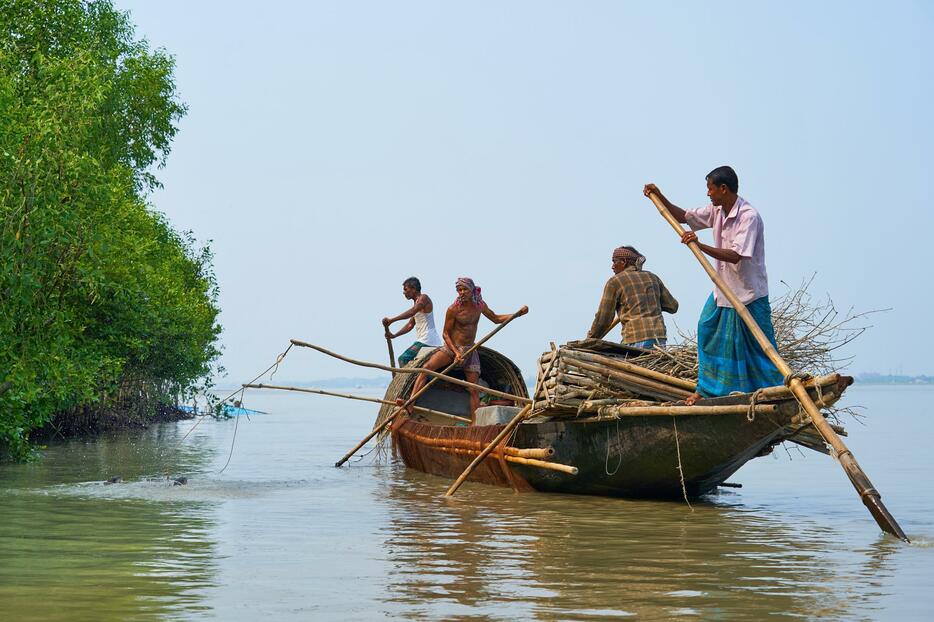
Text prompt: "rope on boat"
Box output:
[[169, 343, 294, 479], [782, 371, 811, 387], [177, 343, 294, 448], [577, 389, 596, 418], [747, 389, 764, 422], [218, 388, 244, 474], [604, 416, 622, 476], [672, 417, 693, 511]]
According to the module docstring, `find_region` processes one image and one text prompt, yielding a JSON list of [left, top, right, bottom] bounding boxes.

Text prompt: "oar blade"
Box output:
[[863, 494, 910, 542]]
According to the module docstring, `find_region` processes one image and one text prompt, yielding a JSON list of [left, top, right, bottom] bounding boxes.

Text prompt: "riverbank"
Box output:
[[29, 402, 195, 447]]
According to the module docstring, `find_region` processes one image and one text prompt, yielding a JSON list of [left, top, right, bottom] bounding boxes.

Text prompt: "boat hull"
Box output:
[[392, 407, 789, 498]]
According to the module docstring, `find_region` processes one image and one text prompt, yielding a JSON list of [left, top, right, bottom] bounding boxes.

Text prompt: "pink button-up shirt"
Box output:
[[685, 196, 769, 308]]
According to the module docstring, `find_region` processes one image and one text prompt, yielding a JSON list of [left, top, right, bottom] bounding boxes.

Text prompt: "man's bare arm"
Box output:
[[481, 304, 528, 324], [389, 319, 415, 339], [680, 231, 742, 264], [643, 183, 688, 223], [442, 306, 460, 359], [382, 295, 429, 327]]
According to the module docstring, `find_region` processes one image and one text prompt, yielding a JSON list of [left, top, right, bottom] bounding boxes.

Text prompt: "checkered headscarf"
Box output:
[[612, 246, 646, 270]]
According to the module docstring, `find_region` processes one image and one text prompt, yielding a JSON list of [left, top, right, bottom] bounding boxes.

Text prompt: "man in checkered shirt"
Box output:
[[586, 246, 679, 348]]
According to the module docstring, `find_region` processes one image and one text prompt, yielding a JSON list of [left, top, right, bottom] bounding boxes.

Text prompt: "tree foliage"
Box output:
[[0, 0, 221, 459]]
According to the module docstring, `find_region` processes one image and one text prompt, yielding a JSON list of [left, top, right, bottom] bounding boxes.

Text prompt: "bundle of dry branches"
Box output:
[[627, 276, 884, 382]]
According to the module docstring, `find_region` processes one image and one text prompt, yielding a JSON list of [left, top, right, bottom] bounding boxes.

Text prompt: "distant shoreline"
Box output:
[[856, 374, 934, 386]]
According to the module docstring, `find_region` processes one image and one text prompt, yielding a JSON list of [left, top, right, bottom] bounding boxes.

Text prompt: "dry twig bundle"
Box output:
[[626, 276, 884, 382]]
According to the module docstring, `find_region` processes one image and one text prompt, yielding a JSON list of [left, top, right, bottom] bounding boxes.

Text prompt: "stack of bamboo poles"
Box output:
[[534, 346, 696, 412], [532, 344, 850, 442]]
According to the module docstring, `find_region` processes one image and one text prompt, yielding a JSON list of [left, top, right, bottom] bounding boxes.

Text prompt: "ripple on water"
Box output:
[[32, 476, 319, 503]]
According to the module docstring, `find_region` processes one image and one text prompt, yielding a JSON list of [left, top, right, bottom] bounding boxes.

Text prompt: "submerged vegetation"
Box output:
[[0, 0, 220, 459]]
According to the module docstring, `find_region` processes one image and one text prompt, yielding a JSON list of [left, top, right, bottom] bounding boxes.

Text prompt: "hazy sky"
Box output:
[[116, 1, 933, 383]]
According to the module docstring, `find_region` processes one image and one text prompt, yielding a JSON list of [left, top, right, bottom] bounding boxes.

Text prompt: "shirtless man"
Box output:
[[382, 277, 443, 366], [407, 277, 528, 423]]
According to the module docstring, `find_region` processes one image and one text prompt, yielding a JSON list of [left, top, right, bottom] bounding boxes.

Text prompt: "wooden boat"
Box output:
[[379, 342, 852, 499]]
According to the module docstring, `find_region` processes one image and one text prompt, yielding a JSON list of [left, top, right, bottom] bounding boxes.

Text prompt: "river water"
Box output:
[[1, 385, 932, 620]]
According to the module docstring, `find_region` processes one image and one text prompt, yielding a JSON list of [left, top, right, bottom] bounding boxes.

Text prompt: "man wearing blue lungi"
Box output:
[[644, 166, 783, 404]]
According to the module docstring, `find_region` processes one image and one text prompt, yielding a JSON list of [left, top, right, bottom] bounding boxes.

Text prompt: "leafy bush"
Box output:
[[0, 0, 220, 459]]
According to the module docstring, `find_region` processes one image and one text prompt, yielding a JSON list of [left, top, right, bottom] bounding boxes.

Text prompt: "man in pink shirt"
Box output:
[[643, 166, 782, 404]]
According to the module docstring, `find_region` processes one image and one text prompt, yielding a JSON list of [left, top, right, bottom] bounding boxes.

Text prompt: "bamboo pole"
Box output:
[[646, 189, 908, 542], [749, 373, 841, 401], [561, 350, 697, 392], [443, 403, 532, 496], [290, 340, 530, 405], [242, 383, 470, 423], [405, 442, 577, 474], [561, 358, 692, 401], [590, 404, 778, 417], [326, 307, 528, 467], [394, 428, 554, 458], [506, 454, 578, 474], [504, 446, 555, 459], [385, 330, 396, 378]]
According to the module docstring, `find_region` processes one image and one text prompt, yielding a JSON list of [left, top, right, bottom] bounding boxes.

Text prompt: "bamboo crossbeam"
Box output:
[[394, 429, 554, 459], [328, 307, 527, 466], [405, 442, 577, 474], [646, 188, 908, 542], [242, 383, 470, 423], [748, 374, 840, 401], [444, 405, 532, 496], [504, 446, 555, 459], [290, 340, 531, 405], [507, 455, 578, 474], [592, 404, 778, 417]]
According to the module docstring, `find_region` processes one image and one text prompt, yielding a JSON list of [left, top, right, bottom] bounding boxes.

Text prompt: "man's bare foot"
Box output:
[[685, 392, 702, 406]]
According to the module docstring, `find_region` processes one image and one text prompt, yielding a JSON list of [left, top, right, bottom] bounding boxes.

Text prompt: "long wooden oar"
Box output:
[[384, 328, 396, 377], [312, 308, 527, 467], [645, 190, 909, 542], [446, 343, 561, 497], [242, 383, 470, 423], [290, 341, 531, 404], [443, 403, 533, 496]]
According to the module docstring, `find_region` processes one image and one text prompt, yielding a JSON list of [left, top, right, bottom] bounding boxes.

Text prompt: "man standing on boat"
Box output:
[[644, 166, 782, 405], [383, 277, 443, 367], [586, 245, 678, 348], [408, 277, 528, 423]]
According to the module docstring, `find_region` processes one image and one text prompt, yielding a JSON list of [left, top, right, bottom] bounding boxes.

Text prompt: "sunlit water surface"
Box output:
[[1, 385, 933, 620]]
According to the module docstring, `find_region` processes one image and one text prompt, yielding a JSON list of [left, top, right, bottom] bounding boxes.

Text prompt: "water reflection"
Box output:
[[0, 424, 221, 622], [1, 389, 929, 621], [375, 463, 898, 620]]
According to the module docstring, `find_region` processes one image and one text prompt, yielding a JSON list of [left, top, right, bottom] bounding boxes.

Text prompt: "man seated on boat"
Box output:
[[644, 166, 783, 405], [408, 277, 528, 423], [383, 277, 444, 366], [586, 245, 678, 349]]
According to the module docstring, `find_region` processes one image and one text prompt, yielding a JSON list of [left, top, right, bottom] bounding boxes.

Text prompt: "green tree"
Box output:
[[0, 0, 220, 459]]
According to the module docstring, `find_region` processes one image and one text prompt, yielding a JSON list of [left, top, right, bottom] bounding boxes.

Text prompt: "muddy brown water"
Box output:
[[1, 385, 932, 620]]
